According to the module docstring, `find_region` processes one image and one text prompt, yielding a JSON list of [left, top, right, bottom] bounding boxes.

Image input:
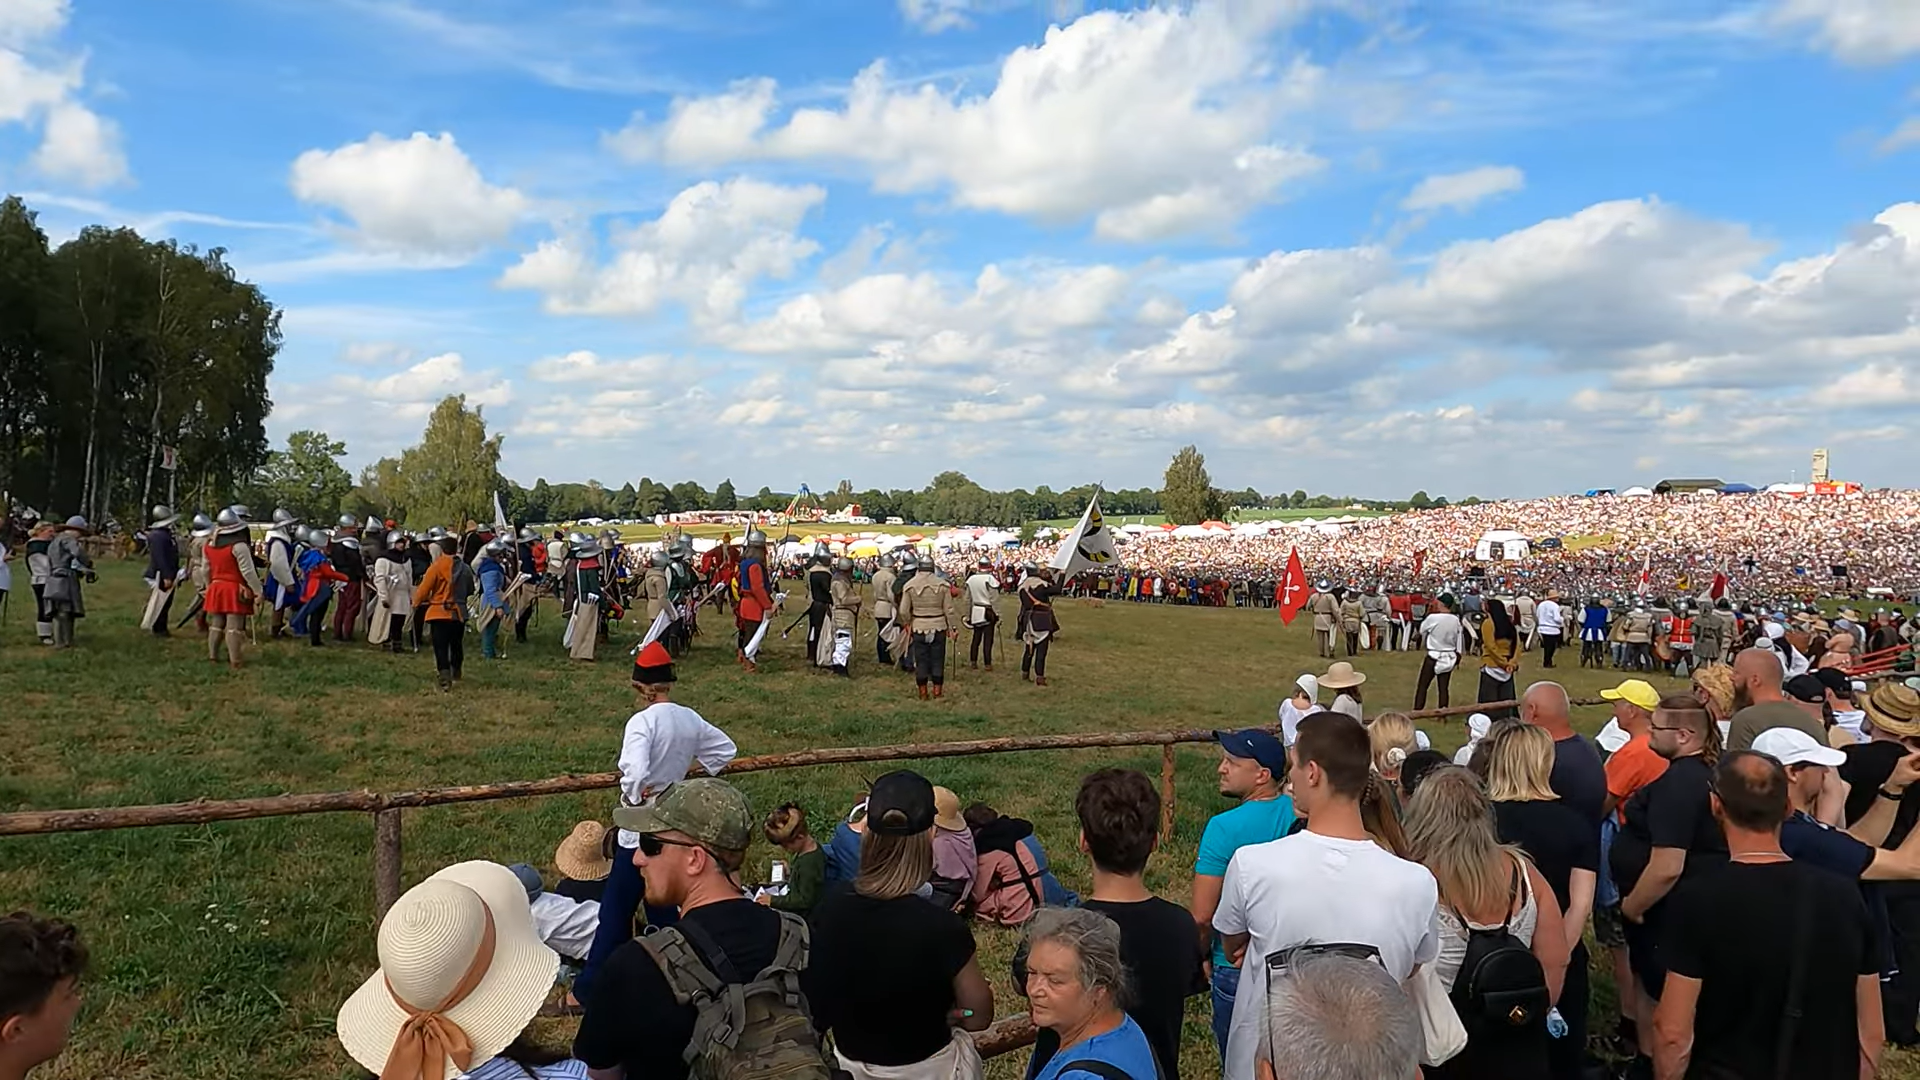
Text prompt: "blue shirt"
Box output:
[[1194, 795, 1297, 967], [1030, 1016, 1160, 1080]]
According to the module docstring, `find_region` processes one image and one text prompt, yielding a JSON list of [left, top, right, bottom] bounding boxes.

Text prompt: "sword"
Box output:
[[175, 593, 205, 629]]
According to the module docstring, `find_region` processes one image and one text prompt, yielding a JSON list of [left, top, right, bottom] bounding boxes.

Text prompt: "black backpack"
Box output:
[[1448, 858, 1550, 1038]]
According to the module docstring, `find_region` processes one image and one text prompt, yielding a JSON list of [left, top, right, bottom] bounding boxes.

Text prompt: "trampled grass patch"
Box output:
[[3, 562, 1906, 1079]]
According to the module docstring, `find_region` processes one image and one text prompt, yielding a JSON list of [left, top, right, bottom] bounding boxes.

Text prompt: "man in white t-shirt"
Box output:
[[1536, 592, 1566, 669], [1415, 593, 1464, 711], [1214, 713, 1439, 1080]]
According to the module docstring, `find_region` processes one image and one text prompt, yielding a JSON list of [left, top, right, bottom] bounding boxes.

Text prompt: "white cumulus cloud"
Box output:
[[290, 132, 528, 258], [1400, 165, 1525, 213], [0, 0, 127, 187], [1774, 0, 1920, 63]]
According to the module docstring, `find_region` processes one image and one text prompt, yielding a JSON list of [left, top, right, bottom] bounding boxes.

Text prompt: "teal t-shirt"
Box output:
[[1194, 795, 1297, 968]]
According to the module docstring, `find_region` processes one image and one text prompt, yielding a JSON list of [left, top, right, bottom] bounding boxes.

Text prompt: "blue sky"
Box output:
[[4, 0, 1918, 499]]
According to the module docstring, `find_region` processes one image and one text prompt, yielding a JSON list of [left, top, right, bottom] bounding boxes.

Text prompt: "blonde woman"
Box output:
[[1405, 766, 1569, 1080], [1368, 712, 1420, 788], [1485, 724, 1599, 1080]]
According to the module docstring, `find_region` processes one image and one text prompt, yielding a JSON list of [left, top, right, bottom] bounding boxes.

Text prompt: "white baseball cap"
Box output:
[[1750, 726, 1846, 768]]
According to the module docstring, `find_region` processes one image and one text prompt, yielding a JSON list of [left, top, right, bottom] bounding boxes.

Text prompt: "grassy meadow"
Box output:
[[0, 559, 1887, 1079]]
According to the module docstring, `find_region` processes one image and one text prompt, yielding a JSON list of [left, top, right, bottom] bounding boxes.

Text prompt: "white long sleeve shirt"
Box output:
[[615, 701, 737, 848], [529, 892, 601, 961]]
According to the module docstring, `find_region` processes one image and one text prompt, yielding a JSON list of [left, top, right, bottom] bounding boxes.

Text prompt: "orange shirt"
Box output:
[[1605, 733, 1669, 822]]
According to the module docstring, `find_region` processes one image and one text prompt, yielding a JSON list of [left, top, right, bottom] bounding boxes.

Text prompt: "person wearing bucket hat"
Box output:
[[574, 652, 736, 1003], [336, 860, 565, 1080], [553, 821, 612, 901], [927, 786, 976, 912]]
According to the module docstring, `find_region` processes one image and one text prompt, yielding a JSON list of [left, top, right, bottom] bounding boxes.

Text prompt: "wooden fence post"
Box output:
[[374, 808, 403, 918], [1159, 744, 1176, 846]]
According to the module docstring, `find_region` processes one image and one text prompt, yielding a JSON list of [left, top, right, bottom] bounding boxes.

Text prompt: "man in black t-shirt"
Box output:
[[1521, 681, 1608, 827], [1024, 768, 1205, 1080], [1654, 752, 1884, 1080], [1838, 683, 1920, 1045], [1612, 695, 1726, 1077], [574, 779, 786, 1080]]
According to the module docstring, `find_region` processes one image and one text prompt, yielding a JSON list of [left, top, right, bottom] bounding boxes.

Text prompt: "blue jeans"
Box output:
[[481, 620, 500, 658], [1211, 962, 1240, 1062], [575, 843, 679, 1002], [292, 588, 331, 639]]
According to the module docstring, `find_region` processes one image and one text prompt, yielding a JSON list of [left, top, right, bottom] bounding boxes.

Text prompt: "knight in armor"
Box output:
[[735, 530, 775, 672], [806, 545, 834, 668], [475, 538, 512, 660], [894, 554, 918, 672], [141, 505, 182, 636], [410, 528, 441, 649], [667, 536, 697, 654], [292, 527, 350, 647], [1019, 565, 1060, 686], [42, 516, 94, 649], [512, 527, 541, 643], [330, 514, 366, 642], [25, 519, 55, 645], [565, 531, 603, 662], [1361, 585, 1391, 652], [870, 553, 899, 666], [829, 556, 860, 678], [369, 530, 413, 653], [205, 506, 264, 669], [262, 508, 301, 638], [964, 559, 1000, 671], [898, 554, 957, 698], [182, 512, 215, 634], [598, 529, 625, 643], [643, 551, 672, 643]]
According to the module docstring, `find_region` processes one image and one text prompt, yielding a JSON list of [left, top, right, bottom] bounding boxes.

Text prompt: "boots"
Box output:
[[917, 684, 929, 700], [1035, 676, 1048, 687], [209, 626, 223, 662], [437, 670, 452, 693], [983, 663, 993, 672], [931, 684, 943, 699]]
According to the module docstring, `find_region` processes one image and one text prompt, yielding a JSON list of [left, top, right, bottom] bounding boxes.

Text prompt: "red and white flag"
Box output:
[[1279, 548, 1310, 625], [1411, 549, 1428, 578], [1635, 552, 1652, 597], [1709, 571, 1729, 600]]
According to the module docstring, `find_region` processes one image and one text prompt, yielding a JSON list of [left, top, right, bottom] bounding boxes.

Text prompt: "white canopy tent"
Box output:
[[1474, 529, 1531, 561]]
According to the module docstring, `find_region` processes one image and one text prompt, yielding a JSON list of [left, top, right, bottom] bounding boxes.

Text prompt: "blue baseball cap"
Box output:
[[1215, 729, 1288, 776]]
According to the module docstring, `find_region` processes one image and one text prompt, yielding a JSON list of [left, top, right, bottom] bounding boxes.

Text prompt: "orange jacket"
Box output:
[[411, 555, 462, 621]]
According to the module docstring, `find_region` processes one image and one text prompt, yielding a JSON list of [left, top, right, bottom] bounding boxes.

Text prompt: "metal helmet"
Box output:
[[63, 515, 88, 530], [190, 512, 215, 538], [518, 527, 538, 543], [745, 529, 768, 548], [567, 530, 590, 546], [309, 527, 333, 547], [150, 504, 179, 528], [485, 537, 510, 556], [650, 552, 671, 568], [426, 525, 448, 541], [900, 553, 920, 573], [386, 529, 406, 546], [293, 525, 313, 546], [216, 506, 242, 528], [271, 508, 298, 528], [603, 528, 621, 541], [673, 537, 694, 559], [834, 556, 853, 572], [338, 513, 360, 530]]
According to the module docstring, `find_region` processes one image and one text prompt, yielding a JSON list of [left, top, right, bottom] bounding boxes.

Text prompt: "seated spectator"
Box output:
[[1321, 662, 1366, 723], [964, 804, 1072, 927], [573, 780, 804, 1080], [1405, 766, 1569, 1080], [509, 862, 601, 963], [1022, 769, 1203, 1080], [930, 786, 977, 912], [822, 798, 867, 885], [1021, 909, 1160, 1080], [338, 861, 578, 1080], [1654, 752, 1884, 1080], [552, 820, 612, 903], [1279, 674, 1323, 745], [805, 770, 994, 1080], [1257, 952, 1422, 1080], [0, 912, 87, 1080], [759, 803, 825, 916]]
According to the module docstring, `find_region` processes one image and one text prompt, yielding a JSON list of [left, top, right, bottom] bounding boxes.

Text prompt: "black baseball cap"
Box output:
[[866, 770, 936, 836], [1784, 674, 1827, 704], [1811, 667, 1853, 697], [1215, 729, 1288, 776]]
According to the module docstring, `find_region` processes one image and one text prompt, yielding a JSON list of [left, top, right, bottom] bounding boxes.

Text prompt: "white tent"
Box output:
[[1474, 529, 1531, 561], [1121, 523, 1150, 534], [1620, 486, 1655, 497], [1171, 524, 1210, 539]]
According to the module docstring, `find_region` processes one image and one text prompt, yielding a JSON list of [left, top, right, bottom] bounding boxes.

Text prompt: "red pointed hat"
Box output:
[[632, 641, 676, 685]]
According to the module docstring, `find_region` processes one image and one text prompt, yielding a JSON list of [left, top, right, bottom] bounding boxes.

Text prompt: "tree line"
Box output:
[[0, 196, 280, 524]]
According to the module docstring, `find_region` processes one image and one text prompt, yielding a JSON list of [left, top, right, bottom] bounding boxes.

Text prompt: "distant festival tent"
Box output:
[[1719, 483, 1759, 494], [1474, 530, 1532, 561], [1620, 486, 1656, 497]]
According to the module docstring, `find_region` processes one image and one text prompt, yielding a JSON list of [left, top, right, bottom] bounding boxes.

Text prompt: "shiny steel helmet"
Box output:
[[834, 557, 853, 572], [309, 528, 333, 547], [426, 526, 448, 541], [63, 515, 89, 531], [650, 552, 671, 568], [190, 512, 215, 538], [899, 553, 920, 573], [294, 525, 314, 546], [567, 530, 590, 546], [216, 505, 247, 528], [386, 529, 406, 546], [150, 504, 179, 528], [518, 528, 538, 543], [745, 529, 768, 548], [271, 508, 298, 528], [485, 537, 511, 556], [338, 513, 360, 530]]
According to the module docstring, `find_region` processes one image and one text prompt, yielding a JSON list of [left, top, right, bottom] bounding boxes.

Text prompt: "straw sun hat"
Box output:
[[337, 861, 560, 1080], [1319, 662, 1368, 691], [553, 820, 612, 882], [1865, 684, 1920, 739]]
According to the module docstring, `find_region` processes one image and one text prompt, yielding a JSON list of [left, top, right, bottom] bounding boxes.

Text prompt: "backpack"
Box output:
[[638, 912, 833, 1080], [1447, 858, 1551, 1040]]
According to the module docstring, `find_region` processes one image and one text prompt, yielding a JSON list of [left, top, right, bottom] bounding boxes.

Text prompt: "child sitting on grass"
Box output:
[[758, 803, 826, 916]]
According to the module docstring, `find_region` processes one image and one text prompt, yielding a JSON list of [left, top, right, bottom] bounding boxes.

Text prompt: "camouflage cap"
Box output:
[[612, 778, 753, 854]]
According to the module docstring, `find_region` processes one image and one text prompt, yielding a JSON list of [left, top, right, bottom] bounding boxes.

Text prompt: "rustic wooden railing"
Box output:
[[0, 698, 1602, 916]]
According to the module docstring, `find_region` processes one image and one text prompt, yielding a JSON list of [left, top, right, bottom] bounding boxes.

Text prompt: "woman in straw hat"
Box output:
[[1319, 661, 1366, 723], [337, 860, 572, 1080], [552, 822, 613, 904]]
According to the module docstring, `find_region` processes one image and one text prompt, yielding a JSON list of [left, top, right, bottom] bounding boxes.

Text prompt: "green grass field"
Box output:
[[0, 562, 1904, 1079]]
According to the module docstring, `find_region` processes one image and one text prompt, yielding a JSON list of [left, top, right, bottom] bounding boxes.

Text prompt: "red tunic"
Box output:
[[205, 540, 256, 616]]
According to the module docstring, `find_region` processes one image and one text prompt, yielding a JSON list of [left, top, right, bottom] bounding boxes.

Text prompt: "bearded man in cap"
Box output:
[[262, 508, 301, 638], [830, 556, 860, 678], [140, 505, 182, 636], [204, 506, 263, 669], [575, 641, 738, 1002], [735, 530, 775, 672], [806, 546, 834, 669], [870, 553, 899, 667], [964, 559, 1000, 671]]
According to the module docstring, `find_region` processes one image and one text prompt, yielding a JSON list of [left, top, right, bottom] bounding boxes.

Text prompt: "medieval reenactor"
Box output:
[[205, 506, 264, 669], [331, 514, 366, 642], [1019, 566, 1060, 687], [43, 516, 94, 649], [26, 520, 54, 645], [807, 545, 834, 668], [263, 508, 301, 638], [141, 505, 182, 636], [736, 530, 775, 672], [829, 556, 860, 678], [369, 530, 413, 653], [871, 552, 899, 667], [565, 531, 602, 662]]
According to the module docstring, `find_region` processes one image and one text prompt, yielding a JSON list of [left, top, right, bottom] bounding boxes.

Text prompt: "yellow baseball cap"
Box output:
[[1600, 679, 1661, 712]]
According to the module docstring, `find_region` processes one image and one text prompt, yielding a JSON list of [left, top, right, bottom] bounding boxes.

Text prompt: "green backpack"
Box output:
[[638, 912, 833, 1080]]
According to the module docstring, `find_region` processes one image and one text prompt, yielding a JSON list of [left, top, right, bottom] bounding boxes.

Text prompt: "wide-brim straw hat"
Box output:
[[1865, 684, 1920, 739], [1319, 661, 1368, 690], [932, 786, 967, 833], [337, 861, 560, 1080], [553, 821, 612, 882]]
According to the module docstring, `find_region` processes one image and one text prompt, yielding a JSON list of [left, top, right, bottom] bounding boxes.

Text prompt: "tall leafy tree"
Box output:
[[252, 430, 352, 523], [1160, 444, 1225, 524], [394, 395, 504, 528], [713, 478, 737, 509]]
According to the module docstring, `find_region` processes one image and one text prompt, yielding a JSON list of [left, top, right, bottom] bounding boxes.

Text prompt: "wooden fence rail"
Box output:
[[0, 697, 1609, 914]]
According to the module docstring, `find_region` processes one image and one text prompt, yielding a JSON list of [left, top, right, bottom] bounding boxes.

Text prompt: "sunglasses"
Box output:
[[636, 833, 709, 859]]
